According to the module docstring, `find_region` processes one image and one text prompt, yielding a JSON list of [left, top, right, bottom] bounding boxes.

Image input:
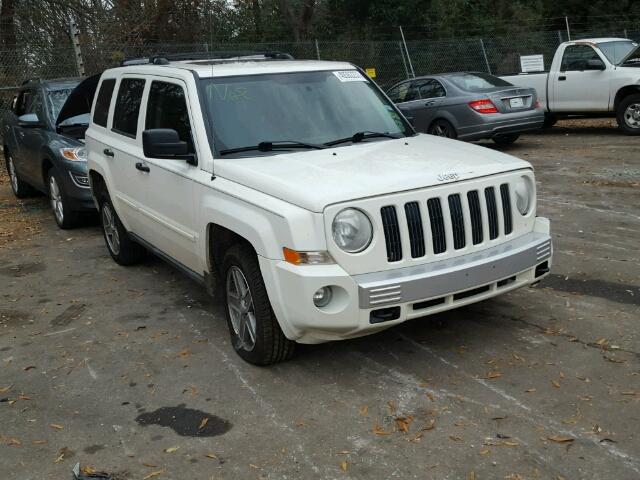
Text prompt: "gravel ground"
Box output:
[[1, 119, 639, 480]]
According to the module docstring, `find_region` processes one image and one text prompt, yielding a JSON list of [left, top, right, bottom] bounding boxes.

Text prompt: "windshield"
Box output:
[[446, 72, 513, 92], [46, 88, 80, 124], [200, 70, 409, 156], [599, 41, 638, 65]]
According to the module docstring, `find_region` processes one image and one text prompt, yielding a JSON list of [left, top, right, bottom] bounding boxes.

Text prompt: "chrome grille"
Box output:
[[380, 181, 516, 263]]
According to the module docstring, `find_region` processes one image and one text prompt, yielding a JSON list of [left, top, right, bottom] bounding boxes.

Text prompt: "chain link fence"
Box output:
[[1, 26, 639, 116]]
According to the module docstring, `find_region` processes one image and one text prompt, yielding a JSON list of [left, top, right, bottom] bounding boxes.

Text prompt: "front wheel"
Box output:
[[47, 168, 79, 229], [493, 134, 520, 146], [428, 119, 457, 139], [616, 94, 640, 135], [222, 244, 294, 365], [99, 193, 145, 265]]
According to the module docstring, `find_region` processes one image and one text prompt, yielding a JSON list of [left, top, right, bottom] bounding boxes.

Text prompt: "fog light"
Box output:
[[313, 286, 333, 308]]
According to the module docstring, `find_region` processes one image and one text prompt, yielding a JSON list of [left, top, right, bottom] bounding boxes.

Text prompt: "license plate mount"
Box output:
[[509, 97, 525, 108]]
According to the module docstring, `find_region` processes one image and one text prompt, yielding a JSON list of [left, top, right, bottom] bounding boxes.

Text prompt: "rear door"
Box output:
[[99, 76, 149, 233], [391, 80, 426, 130], [550, 44, 610, 112], [10, 88, 35, 178], [136, 77, 199, 272], [18, 88, 49, 188]]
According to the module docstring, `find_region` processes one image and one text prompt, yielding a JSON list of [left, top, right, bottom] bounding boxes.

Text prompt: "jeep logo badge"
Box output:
[[437, 173, 460, 182]]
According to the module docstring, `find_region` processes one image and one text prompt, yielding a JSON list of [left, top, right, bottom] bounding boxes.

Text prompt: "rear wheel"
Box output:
[[616, 94, 640, 135], [5, 151, 35, 198], [99, 192, 145, 265], [47, 168, 79, 229], [223, 243, 294, 365], [493, 134, 520, 146], [428, 119, 457, 139]]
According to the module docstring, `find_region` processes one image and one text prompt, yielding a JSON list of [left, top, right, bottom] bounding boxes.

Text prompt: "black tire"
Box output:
[[428, 119, 457, 139], [222, 243, 294, 365], [98, 192, 145, 266], [492, 134, 520, 146], [543, 113, 558, 128], [5, 149, 35, 198], [616, 93, 640, 135], [46, 168, 79, 229]]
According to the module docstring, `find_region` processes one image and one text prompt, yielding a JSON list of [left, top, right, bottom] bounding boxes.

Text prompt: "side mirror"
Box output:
[[18, 113, 42, 128], [586, 59, 606, 70], [142, 129, 196, 164]]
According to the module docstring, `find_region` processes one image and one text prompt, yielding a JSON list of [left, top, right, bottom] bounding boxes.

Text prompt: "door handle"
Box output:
[[103, 148, 114, 157], [425, 101, 436, 106], [558, 76, 567, 81], [135, 162, 150, 173]]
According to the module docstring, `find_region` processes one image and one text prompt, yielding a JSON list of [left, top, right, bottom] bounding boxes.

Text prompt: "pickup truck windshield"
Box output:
[[599, 41, 638, 65], [200, 70, 409, 155]]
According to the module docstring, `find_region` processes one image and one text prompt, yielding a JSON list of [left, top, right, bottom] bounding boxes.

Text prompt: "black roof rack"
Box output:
[[121, 51, 294, 67]]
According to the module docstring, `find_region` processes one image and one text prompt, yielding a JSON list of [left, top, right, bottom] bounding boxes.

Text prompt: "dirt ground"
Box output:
[[1, 119, 639, 480]]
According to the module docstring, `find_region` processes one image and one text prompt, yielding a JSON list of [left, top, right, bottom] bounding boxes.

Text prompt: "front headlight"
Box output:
[[514, 175, 534, 215], [332, 208, 373, 253], [60, 147, 86, 162]]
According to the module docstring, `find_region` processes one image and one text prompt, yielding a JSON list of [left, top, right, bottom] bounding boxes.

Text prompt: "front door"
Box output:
[[135, 78, 199, 272], [550, 44, 610, 112]]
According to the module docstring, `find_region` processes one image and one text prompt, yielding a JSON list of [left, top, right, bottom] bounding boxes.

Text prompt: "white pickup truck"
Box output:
[[501, 38, 640, 134], [86, 53, 552, 365]]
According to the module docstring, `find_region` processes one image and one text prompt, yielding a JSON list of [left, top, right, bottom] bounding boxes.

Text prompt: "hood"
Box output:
[[620, 45, 640, 66], [215, 134, 532, 212], [55, 74, 101, 126]]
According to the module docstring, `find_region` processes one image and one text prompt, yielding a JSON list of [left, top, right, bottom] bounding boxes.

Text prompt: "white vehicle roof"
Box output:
[[107, 58, 356, 79], [565, 37, 632, 46]]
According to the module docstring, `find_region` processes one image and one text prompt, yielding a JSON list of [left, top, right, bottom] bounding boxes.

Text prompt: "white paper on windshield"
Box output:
[[333, 70, 367, 82], [520, 54, 545, 73]]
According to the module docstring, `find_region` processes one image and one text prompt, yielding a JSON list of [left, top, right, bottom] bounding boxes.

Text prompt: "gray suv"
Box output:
[[1, 76, 98, 228]]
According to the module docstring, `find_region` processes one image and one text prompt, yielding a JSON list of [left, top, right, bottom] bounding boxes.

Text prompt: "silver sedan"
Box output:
[[386, 72, 544, 145]]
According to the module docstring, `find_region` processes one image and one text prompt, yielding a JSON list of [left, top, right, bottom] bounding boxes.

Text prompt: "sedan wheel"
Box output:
[[49, 174, 64, 225], [428, 119, 457, 139], [226, 266, 257, 352]]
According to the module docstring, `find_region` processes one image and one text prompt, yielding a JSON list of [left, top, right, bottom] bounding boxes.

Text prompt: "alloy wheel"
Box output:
[[101, 203, 121, 255], [226, 266, 257, 352], [49, 174, 64, 224], [432, 123, 452, 138], [8, 156, 19, 193], [624, 103, 640, 129]]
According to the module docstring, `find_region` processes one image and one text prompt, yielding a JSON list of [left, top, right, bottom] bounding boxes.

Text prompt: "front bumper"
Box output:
[[260, 217, 552, 344]]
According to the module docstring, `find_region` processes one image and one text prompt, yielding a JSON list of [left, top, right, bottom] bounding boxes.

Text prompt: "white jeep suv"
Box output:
[[86, 53, 552, 365]]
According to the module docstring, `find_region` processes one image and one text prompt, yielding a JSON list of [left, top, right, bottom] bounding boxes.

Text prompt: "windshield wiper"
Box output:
[[219, 140, 326, 156], [324, 131, 403, 147]]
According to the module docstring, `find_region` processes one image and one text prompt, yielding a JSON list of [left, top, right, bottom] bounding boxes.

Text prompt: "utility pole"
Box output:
[[399, 26, 415, 78], [480, 39, 491, 74], [565, 16, 571, 41], [69, 18, 85, 76]]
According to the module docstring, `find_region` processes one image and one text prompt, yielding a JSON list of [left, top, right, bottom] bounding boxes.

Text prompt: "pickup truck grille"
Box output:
[[381, 183, 513, 262]]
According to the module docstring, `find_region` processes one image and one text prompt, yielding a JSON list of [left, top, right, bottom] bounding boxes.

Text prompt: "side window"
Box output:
[[15, 90, 32, 116], [112, 78, 145, 137], [93, 78, 116, 127], [561, 45, 600, 71], [28, 91, 44, 120], [403, 82, 420, 102], [145, 81, 194, 152], [419, 80, 446, 99], [387, 85, 401, 103]]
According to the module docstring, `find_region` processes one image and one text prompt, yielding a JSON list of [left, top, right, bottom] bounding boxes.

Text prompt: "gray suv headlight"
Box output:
[[332, 208, 373, 253]]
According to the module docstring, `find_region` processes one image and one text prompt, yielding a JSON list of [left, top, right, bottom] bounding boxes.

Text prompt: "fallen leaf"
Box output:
[[395, 416, 413, 433], [7, 438, 21, 446], [469, 472, 476, 480], [373, 424, 392, 436], [164, 446, 180, 453], [548, 435, 574, 444], [178, 348, 191, 358], [23, 365, 36, 371], [198, 417, 209, 430], [249, 464, 259, 469], [479, 448, 490, 455], [49, 424, 64, 430], [142, 462, 158, 468], [53, 447, 71, 463], [487, 371, 502, 379], [449, 435, 463, 442], [340, 460, 348, 471], [359, 405, 369, 416], [143, 470, 165, 480], [205, 453, 218, 460], [595, 338, 607, 346], [0, 385, 13, 393], [32, 440, 47, 445], [337, 450, 351, 455], [525, 388, 536, 393], [551, 380, 561, 388], [556, 475, 567, 480], [425, 392, 435, 402]]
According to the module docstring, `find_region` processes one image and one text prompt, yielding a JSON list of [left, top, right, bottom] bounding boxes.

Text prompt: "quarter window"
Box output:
[[112, 78, 145, 137], [561, 45, 601, 71], [93, 78, 116, 127], [145, 81, 194, 152]]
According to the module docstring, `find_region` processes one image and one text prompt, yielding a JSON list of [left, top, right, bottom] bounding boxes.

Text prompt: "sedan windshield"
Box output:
[[446, 72, 513, 92], [200, 70, 410, 156], [599, 40, 638, 65]]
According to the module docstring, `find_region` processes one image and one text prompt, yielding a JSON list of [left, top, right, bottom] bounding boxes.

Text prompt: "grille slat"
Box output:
[[404, 202, 426, 258], [484, 187, 499, 240], [427, 198, 447, 254], [448, 194, 466, 250], [381, 206, 402, 262], [467, 190, 483, 245], [500, 183, 513, 235]]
